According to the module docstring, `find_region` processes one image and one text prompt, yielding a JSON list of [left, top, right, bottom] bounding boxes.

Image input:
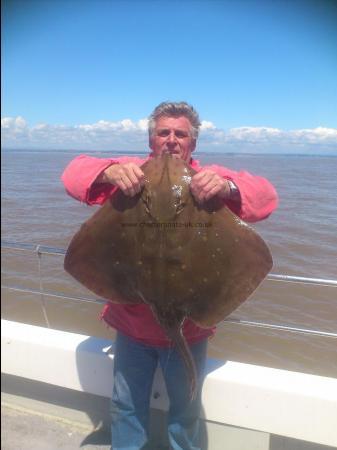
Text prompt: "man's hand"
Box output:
[[190, 169, 231, 204], [97, 163, 145, 197]]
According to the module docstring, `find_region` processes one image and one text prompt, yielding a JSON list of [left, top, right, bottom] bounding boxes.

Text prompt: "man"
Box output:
[[62, 101, 278, 450]]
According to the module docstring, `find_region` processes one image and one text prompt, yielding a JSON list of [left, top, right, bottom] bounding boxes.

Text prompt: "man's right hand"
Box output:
[[97, 163, 145, 197]]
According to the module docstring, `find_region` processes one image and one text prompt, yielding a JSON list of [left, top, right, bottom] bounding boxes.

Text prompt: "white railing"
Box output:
[[2, 319, 337, 448], [2, 240, 337, 339]]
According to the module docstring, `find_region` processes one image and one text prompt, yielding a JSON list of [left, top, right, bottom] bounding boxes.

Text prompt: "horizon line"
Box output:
[[1, 148, 337, 157]]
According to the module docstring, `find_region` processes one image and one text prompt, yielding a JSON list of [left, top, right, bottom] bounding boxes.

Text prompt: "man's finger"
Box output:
[[203, 184, 222, 201], [192, 170, 209, 181], [132, 165, 145, 180], [119, 165, 145, 195], [118, 176, 133, 196], [129, 166, 145, 193], [190, 171, 208, 189], [121, 170, 139, 195]]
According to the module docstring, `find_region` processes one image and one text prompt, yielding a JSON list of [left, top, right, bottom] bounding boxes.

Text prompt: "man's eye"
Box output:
[[156, 130, 189, 138], [175, 131, 188, 138], [158, 130, 170, 137]]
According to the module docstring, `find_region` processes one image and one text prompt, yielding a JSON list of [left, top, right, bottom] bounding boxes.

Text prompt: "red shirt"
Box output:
[[61, 153, 278, 346]]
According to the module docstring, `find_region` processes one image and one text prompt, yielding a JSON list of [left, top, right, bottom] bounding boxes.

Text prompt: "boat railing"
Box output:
[[1, 240, 337, 339]]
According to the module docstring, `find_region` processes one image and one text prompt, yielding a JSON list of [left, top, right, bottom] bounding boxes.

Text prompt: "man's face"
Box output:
[[149, 116, 196, 162]]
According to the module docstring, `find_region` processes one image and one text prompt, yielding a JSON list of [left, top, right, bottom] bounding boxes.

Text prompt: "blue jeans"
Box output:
[[110, 332, 208, 450]]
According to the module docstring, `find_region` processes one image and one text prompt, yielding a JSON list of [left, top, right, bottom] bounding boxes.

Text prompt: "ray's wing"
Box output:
[[64, 192, 144, 303], [186, 205, 273, 328]]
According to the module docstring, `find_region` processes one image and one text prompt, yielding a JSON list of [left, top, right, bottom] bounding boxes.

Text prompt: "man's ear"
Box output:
[[191, 139, 197, 153], [149, 135, 154, 150]]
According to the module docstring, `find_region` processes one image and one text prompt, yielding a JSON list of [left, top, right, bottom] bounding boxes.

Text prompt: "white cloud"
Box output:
[[227, 127, 283, 142], [1, 116, 27, 129], [1, 116, 337, 154], [200, 120, 216, 130], [199, 124, 337, 153], [289, 127, 337, 143]]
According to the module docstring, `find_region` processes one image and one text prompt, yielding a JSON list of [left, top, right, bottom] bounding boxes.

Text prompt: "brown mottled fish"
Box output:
[[64, 153, 273, 399]]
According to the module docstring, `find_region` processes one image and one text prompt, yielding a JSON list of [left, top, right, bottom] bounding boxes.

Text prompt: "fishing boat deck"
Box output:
[[2, 374, 334, 450], [2, 393, 111, 450], [2, 401, 109, 450]]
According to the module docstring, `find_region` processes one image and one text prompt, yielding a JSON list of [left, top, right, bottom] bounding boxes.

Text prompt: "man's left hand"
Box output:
[[190, 169, 231, 203]]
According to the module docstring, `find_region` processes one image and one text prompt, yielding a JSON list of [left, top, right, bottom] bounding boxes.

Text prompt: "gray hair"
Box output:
[[148, 101, 201, 140]]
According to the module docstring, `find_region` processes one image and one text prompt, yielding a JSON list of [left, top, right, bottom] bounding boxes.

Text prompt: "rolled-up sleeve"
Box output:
[[61, 154, 146, 205]]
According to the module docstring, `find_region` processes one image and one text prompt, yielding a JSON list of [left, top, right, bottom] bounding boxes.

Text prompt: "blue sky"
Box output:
[[2, 0, 337, 153]]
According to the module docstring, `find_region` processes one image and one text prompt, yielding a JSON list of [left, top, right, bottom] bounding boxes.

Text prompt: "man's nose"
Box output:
[[167, 131, 177, 144]]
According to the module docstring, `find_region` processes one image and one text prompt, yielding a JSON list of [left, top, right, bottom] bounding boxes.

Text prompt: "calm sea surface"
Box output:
[[1, 150, 337, 377]]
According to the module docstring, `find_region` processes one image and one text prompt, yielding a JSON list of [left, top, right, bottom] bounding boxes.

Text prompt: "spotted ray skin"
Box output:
[[64, 153, 273, 398]]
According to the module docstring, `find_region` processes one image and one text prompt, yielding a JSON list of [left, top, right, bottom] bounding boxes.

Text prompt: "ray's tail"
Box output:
[[166, 325, 198, 401]]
